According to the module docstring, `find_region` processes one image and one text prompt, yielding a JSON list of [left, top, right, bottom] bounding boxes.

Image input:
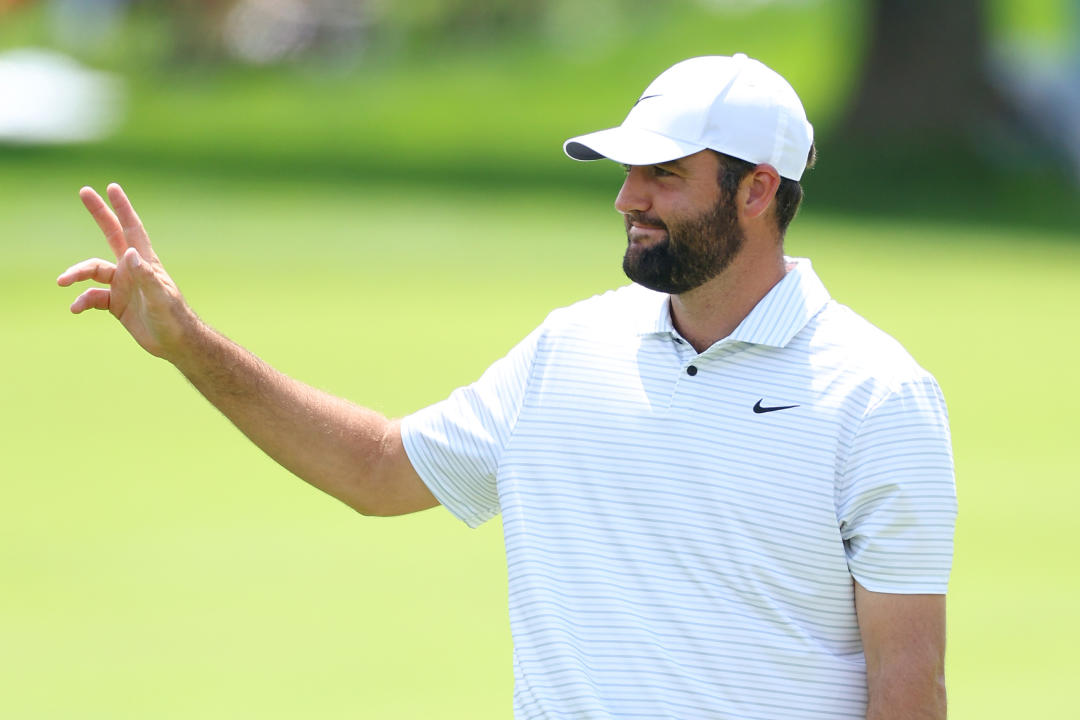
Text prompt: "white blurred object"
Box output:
[[696, 0, 816, 12], [0, 48, 124, 144], [223, 0, 371, 66], [224, 0, 314, 65]]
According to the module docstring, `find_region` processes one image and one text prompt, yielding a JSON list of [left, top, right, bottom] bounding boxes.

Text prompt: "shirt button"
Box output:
[[686, 365, 698, 376]]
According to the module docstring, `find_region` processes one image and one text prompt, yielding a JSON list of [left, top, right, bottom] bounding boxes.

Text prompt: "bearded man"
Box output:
[[59, 54, 956, 720]]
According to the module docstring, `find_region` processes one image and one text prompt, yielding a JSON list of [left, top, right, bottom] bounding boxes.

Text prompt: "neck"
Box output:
[[669, 239, 788, 353]]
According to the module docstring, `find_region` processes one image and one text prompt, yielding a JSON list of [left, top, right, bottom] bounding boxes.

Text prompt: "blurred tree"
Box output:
[[377, 0, 547, 51], [840, 0, 1048, 163], [844, 0, 1009, 136]]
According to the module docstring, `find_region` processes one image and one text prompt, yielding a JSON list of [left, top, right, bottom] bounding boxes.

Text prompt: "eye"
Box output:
[[621, 164, 675, 178]]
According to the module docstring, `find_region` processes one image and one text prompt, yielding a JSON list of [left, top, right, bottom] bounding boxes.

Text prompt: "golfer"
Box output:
[[59, 54, 956, 719]]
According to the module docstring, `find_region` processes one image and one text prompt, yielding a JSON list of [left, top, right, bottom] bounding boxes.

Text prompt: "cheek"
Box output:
[[659, 184, 714, 219]]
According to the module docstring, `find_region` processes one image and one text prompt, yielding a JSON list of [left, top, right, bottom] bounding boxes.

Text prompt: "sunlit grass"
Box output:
[[2, 162, 1077, 718]]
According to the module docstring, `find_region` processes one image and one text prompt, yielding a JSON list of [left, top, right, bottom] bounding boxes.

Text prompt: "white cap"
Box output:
[[563, 54, 814, 180]]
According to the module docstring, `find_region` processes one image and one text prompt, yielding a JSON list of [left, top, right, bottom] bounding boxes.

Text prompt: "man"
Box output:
[[59, 54, 956, 719]]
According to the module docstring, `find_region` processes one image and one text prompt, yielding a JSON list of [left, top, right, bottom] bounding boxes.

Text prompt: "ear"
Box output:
[[740, 164, 781, 220]]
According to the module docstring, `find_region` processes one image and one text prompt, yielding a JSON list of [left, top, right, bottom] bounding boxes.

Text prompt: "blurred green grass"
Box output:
[[5, 0, 1077, 233], [3, 160, 1079, 718], [5, 0, 865, 196], [3, 0, 1079, 716]]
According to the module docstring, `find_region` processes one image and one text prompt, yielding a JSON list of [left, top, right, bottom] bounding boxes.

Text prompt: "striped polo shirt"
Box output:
[[401, 257, 956, 720]]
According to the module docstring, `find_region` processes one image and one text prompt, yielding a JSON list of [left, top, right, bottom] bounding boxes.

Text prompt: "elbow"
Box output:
[[933, 671, 948, 718], [340, 472, 399, 517], [349, 497, 398, 518], [335, 419, 435, 518], [866, 664, 947, 720]]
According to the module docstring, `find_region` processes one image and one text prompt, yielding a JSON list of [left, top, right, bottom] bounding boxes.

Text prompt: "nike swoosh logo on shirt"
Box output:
[[753, 400, 799, 414]]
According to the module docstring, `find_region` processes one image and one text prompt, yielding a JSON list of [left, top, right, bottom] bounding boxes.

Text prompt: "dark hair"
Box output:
[[714, 143, 817, 238]]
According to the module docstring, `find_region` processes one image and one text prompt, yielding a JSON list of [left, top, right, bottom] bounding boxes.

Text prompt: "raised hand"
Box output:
[[58, 183, 196, 361], [57, 182, 441, 518]]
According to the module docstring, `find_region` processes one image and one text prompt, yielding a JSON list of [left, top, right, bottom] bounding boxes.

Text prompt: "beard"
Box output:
[[621, 194, 744, 295]]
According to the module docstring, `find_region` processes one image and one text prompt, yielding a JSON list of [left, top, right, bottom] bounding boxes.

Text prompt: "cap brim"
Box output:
[[563, 126, 706, 165]]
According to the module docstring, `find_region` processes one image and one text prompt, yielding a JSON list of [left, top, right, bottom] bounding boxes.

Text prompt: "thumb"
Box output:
[[121, 245, 179, 308], [123, 247, 144, 274]]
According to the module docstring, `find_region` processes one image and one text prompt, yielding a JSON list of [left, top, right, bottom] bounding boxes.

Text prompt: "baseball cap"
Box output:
[[563, 54, 814, 180]]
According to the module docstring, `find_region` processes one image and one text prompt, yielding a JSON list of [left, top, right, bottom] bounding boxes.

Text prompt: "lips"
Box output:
[[625, 215, 666, 243], [627, 220, 666, 245]]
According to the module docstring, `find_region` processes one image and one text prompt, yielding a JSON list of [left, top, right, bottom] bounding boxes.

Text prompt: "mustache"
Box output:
[[624, 212, 668, 231]]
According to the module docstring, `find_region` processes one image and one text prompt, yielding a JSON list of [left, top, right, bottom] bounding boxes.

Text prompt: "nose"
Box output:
[[615, 165, 651, 215]]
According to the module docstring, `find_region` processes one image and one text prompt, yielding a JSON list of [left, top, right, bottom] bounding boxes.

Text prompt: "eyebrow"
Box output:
[[658, 158, 686, 170], [620, 158, 688, 175], [622, 159, 686, 172]]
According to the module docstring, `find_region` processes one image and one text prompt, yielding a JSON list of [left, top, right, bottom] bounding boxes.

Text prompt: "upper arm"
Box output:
[[855, 581, 947, 719], [838, 376, 956, 594], [395, 325, 544, 528]]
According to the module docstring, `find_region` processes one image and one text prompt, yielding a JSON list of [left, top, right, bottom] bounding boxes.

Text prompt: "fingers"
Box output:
[[63, 250, 145, 315], [70, 287, 111, 314], [79, 183, 158, 262], [106, 183, 158, 261], [79, 186, 126, 260], [57, 257, 117, 287]]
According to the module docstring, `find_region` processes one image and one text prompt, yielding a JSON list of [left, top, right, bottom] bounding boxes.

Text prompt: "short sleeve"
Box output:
[[400, 326, 542, 528], [836, 376, 957, 594]]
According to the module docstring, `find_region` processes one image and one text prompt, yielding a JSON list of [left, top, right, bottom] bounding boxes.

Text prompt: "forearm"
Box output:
[[63, 183, 435, 516], [170, 320, 419, 515], [865, 668, 946, 719]]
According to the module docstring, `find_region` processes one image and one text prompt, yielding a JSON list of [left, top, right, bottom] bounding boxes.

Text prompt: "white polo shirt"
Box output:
[[401, 258, 956, 720]]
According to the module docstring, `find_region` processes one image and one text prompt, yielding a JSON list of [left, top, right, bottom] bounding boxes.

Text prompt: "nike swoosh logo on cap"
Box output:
[[632, 94, 661, 108]]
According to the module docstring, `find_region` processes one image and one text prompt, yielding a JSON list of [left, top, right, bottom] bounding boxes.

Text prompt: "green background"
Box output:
[[2, 0, 1078, 717]]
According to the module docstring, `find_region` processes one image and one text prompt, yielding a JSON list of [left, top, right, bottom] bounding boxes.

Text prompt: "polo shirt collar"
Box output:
[[635, 257, 831, 349]]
